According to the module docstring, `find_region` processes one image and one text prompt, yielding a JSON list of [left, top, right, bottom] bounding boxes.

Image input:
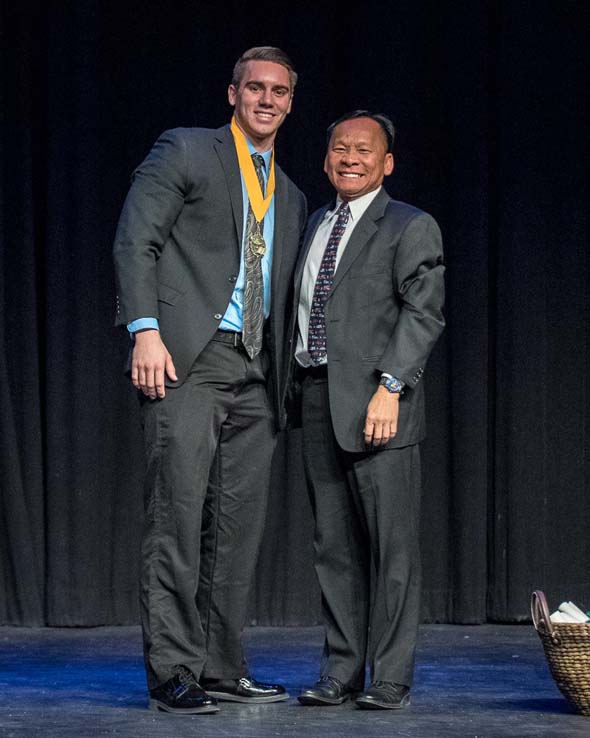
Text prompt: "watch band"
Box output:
[[379, 375, 404, 394]]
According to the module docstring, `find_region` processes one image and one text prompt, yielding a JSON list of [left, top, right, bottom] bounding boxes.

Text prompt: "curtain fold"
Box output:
[[1, 0, 588, 626]]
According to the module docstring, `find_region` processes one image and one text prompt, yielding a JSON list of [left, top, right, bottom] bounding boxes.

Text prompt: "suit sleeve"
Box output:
[[378, 212, 445, 387], [112, 129, 188, 327]]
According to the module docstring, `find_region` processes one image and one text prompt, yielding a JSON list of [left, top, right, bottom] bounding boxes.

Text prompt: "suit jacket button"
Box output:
[[214, 313, 222, 320], [228, 275, 237, 283]]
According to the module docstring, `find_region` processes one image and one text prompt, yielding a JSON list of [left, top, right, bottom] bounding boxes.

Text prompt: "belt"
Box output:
[[213, 329, 245, 348], [298, 363, 328, 380]]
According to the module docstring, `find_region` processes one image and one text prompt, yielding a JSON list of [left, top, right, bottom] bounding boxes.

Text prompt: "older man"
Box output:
[[294, 111, 445, 710]]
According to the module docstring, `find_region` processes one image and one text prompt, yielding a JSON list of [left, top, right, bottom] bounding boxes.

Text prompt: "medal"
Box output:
[[231, 118, 272, 259], [249, 227, 266, 256]]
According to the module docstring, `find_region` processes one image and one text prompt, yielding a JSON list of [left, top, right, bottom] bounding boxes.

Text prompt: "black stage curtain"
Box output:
[[1, 1, 588, 626]]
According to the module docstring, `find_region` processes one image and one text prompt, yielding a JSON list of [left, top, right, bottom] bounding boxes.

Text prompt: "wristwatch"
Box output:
[[379, 375, 404, 394]]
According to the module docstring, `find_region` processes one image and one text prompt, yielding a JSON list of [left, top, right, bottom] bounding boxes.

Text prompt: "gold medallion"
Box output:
[[249, 227, 266, 257]]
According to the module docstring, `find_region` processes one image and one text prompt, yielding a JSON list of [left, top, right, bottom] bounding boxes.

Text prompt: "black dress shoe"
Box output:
[[356, 681, 410, 710], [149, 666, 220, 714], [298, 676, 351, 705], [201, 676, 289, 703]]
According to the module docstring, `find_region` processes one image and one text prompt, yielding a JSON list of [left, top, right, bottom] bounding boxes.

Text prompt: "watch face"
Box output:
[[381, 376, 402, 393]]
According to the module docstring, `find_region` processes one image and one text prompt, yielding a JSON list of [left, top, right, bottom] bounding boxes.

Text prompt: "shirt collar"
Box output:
[[325, 186, 383, 222]]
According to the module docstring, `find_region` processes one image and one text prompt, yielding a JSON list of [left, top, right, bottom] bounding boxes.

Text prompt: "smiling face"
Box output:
[[324, 117, 394, 201], [228, 60, 293, 151]]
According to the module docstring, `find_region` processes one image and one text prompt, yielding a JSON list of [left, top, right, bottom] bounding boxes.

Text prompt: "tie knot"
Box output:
[[251, 153, 266, 194], [336, 202, 350, 223], [251, 153, 265, 172]]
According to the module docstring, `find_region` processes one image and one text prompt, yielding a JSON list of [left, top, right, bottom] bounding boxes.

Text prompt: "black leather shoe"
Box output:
[[201, 676, 289, 703], [149, 666, 220, 714], [356, 681, 410, 710], [298, 676, 351, 705]]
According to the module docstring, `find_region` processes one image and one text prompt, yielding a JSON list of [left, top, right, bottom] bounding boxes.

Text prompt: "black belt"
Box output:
[[213, 329, 244, 348], [299, 363, 328, 379]]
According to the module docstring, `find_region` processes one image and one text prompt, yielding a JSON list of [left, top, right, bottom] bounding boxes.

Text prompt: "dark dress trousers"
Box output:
[[113, 125, 306, 689], [293, 187, 445, 689]]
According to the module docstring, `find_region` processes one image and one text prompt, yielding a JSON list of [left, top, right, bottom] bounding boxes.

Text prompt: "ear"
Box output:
[[384, 152, 394, 176], [228, 84, 237, 106]]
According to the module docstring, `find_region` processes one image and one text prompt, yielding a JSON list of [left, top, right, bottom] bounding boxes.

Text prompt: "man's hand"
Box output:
[[364, 386, 400, 446], [131, 329, 177, 399]]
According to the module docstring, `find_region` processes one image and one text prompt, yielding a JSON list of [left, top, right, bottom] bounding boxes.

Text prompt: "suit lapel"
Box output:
[[271, 166, 289, 300], [213, 125, 243, 252], [330, 188, 389, 294]]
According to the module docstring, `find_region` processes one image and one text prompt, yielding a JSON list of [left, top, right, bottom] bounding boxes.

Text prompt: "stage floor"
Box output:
[[0, 624, 587, 737]]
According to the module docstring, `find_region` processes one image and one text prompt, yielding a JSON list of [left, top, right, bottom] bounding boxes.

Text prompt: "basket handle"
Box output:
[[531, 590, 555, 637]]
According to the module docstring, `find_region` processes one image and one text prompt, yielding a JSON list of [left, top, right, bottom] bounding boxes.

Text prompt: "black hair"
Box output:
[[326, 110, 395, 153]]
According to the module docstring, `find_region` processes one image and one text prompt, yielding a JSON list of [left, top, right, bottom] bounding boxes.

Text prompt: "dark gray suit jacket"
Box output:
[[113, 125, 306, 429], [293, 187, 445, 452]]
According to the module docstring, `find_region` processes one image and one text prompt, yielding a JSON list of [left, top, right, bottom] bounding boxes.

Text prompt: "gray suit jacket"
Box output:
[[293, 187, 445, 452], [113, 125, 306, 429]]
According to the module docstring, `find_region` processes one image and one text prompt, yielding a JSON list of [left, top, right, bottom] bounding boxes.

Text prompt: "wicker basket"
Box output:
[[531, 590, 590, 716]]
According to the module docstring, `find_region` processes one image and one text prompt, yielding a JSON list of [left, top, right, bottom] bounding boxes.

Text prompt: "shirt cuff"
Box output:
[[127, 318, 160, 333]]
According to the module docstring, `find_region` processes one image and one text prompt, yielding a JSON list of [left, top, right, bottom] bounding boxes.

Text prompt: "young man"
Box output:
[[113, 47, 306, 714]]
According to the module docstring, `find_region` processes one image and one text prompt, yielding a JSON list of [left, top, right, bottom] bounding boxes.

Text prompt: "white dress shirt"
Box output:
[[295, 187, 383, 367]]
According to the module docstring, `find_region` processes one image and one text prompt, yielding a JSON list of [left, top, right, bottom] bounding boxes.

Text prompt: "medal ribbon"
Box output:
[[230, 116, 275, 222]]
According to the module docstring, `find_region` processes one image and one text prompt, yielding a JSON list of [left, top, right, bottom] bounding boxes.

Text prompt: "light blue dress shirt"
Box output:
[[127, 140, 274, 334]]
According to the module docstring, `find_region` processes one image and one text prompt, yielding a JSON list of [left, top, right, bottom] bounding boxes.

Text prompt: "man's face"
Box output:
[[324, 117, 394, 201], [228, 60, 293, 151]]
